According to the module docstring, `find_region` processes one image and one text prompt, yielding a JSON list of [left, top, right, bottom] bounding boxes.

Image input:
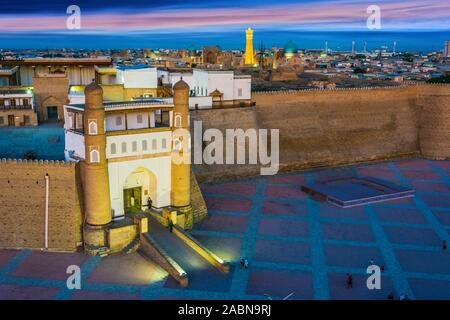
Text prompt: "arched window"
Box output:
[[142, 140, 148, 151], [174, 115, 182, 128], [121, 142, 127, 153], [132, 141, 138, 152], [88, 120, 98, 135], [90, 149, 100, 163], [110, 143, 117, 154]]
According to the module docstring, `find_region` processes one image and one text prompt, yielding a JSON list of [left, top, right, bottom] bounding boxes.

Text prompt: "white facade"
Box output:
[[161, 96, 213, 110], [106, 130, 173, 217], [116, 66, 158, 88], [164, 69, 252, 103]]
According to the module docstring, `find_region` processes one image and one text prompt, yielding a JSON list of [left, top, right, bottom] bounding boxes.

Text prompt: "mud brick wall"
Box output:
[[192, 84, 450, 182], [417, 85, 450, 160], [0, 159, 83, 251]]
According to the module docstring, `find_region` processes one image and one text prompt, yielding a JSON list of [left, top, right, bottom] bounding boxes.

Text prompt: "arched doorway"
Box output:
[[123, 167, 157, 214]]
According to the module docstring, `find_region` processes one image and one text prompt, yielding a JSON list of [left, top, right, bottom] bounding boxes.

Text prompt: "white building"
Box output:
[[164, 68, 252, 108], [64, 98, 175, 218], [116, 65, 158, 89]]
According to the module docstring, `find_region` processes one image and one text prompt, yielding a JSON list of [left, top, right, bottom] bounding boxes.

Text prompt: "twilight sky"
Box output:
[[1, 0, 449, 33], [0, 0, 449, 50]]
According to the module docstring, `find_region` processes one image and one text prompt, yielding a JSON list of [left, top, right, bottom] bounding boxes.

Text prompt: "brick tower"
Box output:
[[82, 82, 112, 255]]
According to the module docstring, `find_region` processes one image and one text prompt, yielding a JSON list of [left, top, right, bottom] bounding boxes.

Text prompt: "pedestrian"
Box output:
[[399, 293, 410, 301], [146, 197, 153, 210], [387, 292, 394, 300], [240, 258, 245, 268], [243, 259, 249, 269], [346, 273, 353, 289], [370, 258, 374, 265], [168, 219, 174, 233], [443, 240, 447, 252]]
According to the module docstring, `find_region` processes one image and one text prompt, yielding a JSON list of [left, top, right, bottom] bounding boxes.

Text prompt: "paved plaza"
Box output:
[[1, 158, 450, 300]]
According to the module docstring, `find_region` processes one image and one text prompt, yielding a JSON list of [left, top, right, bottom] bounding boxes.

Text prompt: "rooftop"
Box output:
[[116, 64, 156, 71], [0, 89, 32, 95], [66, 98, 173, 111]]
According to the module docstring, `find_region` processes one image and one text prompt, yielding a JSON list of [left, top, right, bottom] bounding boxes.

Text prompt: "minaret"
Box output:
[[171, 79, 191, 213], [82, 82, 112, 255], [245, 27, 255, 65]]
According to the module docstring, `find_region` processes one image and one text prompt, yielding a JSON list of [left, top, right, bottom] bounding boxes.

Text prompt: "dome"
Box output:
[[173, 78, 190, 91], [284, 40, 298, 54]]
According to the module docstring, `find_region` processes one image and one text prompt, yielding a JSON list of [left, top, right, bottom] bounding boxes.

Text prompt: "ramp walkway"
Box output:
[[139, 214, 229, 287]]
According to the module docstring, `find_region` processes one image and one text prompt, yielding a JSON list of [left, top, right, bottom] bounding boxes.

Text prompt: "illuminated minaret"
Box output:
[[244, 27, 255, 65], [82, 82, 112, 255]]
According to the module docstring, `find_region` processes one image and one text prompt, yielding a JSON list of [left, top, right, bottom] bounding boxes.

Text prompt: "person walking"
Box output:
[[146, 197, 153, 211], [346, 273, 353, 289], [168, 219, 174, 233]]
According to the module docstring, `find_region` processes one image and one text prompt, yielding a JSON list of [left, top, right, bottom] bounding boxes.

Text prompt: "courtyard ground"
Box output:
[[1, 158, 449, 300]]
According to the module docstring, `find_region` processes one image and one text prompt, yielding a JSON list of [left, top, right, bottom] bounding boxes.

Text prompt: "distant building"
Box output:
[[0, 57, 112, 86], [445, 41, 450, 58], [0, 88, 37, 126], [202, 46, 219, 65]]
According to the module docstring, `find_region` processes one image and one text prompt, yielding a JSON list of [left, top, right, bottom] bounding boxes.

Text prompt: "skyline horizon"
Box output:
[[1, 30, 449, 52]]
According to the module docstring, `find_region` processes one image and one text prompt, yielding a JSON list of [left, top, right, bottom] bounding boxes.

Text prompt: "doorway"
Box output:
[[123, 187, 142, 214], [47, 106, 58, 121], [7, 115, 15, 126]]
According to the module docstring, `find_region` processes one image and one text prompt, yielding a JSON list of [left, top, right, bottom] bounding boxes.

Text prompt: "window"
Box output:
[[238, 88, 243, 97], [116, 116, 123, 126], [23, 99, 29, 107], [0, 117, 4, 125], [121, 142, 127, 153], [161, 138, 167, 149], [88, 120, 98, 135], [142, 140, 148, 151], [152, 139, 157, 150], [90, 149, 100, 163], [174, 114, 182, 128], [110, 143, 117, 154], [137, 114, 143, 124], [76, 113, 83, 130], [24, 115, 30, 125], [132, 141, 137, 152]]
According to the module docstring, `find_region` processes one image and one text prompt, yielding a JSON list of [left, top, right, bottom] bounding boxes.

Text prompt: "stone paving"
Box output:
[[1, 158, 450, 300]]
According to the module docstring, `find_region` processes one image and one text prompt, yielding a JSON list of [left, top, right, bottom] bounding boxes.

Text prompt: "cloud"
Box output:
[[0, 0, 448, 32]]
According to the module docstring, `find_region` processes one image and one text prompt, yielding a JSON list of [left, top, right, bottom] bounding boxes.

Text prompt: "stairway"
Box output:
[[138, 215, 228, 287]]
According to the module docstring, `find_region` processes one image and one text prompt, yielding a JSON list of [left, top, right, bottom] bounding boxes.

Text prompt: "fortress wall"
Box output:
[[416, 84, 450, 160], [192, 85, 449, 182], [0, 159, 83, 251]]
